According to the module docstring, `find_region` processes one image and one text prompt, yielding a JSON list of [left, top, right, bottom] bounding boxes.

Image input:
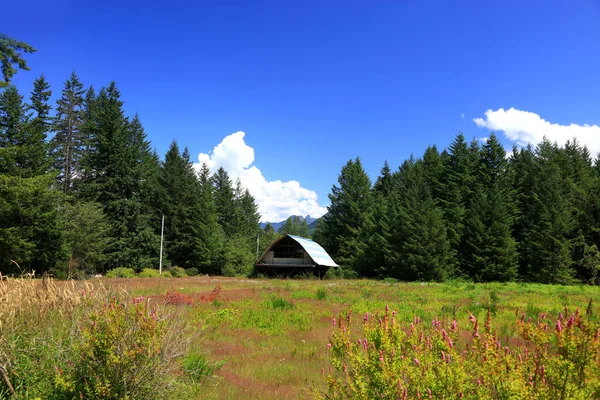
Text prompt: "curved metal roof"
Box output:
[[258, 234, 339, 267], [288, 235, 339, 267]]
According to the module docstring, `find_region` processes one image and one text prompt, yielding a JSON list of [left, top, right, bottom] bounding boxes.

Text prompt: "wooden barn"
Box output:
[[255, 234, 339, 277]]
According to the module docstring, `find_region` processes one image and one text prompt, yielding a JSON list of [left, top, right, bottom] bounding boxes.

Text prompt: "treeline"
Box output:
[[0, 72, 262, 277], [315, 134, 600, 284]]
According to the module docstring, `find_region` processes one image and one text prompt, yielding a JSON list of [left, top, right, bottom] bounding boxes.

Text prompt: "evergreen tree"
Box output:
[[0, 174, 65, 274], [439, 134, 477, 273], [0, 86, 45, 177], [157, 141, 201, 268], [0, 81, 66, 275], [0, 34, 36, 88], [60, 199, 110, 278], [79, 82, 158, 270], [462, 134, 518, 281], [259, 222, 278, 255], [389, 159, 451, 281], [52, 72, 86, 193], [318, 157, 373, 276], [192, 163, 225, 274], [519, 139, 575, 283], [212, 167, 237, 236]]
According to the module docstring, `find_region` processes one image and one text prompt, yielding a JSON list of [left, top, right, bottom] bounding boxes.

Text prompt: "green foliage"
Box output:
[[182, 352, 225, 382], [185, 267, 199, 276], [51, 71, 86, 193], [0, 34, 36, 87], [105, 267, 136, 278], [316, 287, 328, 300], [138, 268, 160, 278], [222, 236, 255, 277], [169, 266, 187, 278], [0, 174, 66, 274], [316, 157, 373, 276], [269, 295, 295, 310], [278, 216, 311, 238], [55, 299, 174, 400], [161, 270, 173, 278], [59, 199, 110, 277], [319, 306, 600, 399], [78, 82, 159, 271]]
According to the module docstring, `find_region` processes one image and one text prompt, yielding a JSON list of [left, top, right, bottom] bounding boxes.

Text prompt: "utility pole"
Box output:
[[159, 215, 164, 275], [256, 233, 260, 258]]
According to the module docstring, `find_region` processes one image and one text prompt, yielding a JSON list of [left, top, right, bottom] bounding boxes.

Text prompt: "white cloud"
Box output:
[[474, 108, 600, 155], [196, 131, 328, 222], [461, 113, 465, 119]]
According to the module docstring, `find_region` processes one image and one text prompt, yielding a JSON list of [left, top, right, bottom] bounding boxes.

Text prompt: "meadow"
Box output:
[[1, 276, 599, 399]]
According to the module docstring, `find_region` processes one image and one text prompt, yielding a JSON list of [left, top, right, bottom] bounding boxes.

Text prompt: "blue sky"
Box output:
[[5, 0, 600, 221]]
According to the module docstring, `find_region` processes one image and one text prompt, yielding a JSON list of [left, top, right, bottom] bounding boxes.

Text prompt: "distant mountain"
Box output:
[[260, 215, 318, 232]]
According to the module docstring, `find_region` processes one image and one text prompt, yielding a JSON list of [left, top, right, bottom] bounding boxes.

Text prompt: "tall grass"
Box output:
[[0, 277, 193, 399]]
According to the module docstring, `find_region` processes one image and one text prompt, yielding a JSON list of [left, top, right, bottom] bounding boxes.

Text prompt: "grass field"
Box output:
[[2, 277, 600, 399]]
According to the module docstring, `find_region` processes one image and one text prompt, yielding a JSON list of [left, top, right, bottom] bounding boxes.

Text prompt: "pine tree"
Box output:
[[0, 85, 51, 177], [389, 159, 451, 281], [0, 82, 65, 274], [439, 134, 478, 273], [461, 134, 518, 282], [192, 163, 225, 274], [79, 82, 158, 270], [212, 167, 237, 236], [519, 139, 575, 283], [157, 141, 201, 268], [259, 222, 278, 255], [319, 157, 373, 276], [52, 72, 86, 193], [365, 161, 396, 277], [0, 173, 65, 275], [0, 34, 36, 87]]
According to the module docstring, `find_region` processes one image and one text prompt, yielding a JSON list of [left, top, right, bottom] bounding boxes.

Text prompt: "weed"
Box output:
[[182, 352, 225, 382], [316, 287, 328, 300], [270, 295, 294, 310]]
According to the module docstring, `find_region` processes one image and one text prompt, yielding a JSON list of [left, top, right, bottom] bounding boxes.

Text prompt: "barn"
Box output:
[[255, 234, 339, 277]]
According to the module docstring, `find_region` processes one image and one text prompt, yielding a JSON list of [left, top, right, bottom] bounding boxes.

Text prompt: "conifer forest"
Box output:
[[2, 33, 600, 285]]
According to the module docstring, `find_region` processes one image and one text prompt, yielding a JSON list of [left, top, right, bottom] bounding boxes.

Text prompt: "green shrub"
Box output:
[[55, 299, 180, 399], [182, 352, 225, 382], [185, 267, 199, 276], [105, 267, 136, 278], [169, 266, 187, 278], [161, 270, 172, 278], [319, 307, 600, 400], [138, 268, 160, 278], [316, 287, 328, 300], [382, 277, 398, 284], [269, 295, 294, 310]]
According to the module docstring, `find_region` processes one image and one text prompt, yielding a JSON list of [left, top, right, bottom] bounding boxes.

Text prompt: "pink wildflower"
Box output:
[[413, 357, 421, 367], [556, 320, 563, 333]]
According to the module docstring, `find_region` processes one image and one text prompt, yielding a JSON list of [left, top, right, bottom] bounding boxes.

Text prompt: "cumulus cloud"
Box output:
[[196, 131, 328, 222], [474, 108, 600, 155]]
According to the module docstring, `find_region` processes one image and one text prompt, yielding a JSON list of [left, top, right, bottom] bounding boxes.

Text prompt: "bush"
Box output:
[[318, 307, 600, 399], [169, 266, 187, 278], [316, 287, 328, 300], [182, 352, 225, 382], [269, 295, 294, 310], [185, 267, 199, 277], [105, 267, 136, 278], [55, 298, 185, 399], [161, 270, 172, 278], [138, 268, 160, 278]]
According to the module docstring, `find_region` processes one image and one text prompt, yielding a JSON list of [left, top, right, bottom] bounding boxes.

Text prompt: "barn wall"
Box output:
[[265, 251, 274, 263]]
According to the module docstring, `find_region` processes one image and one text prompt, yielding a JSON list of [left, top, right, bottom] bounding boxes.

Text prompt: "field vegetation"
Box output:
[[2, 276, 599, 399]]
